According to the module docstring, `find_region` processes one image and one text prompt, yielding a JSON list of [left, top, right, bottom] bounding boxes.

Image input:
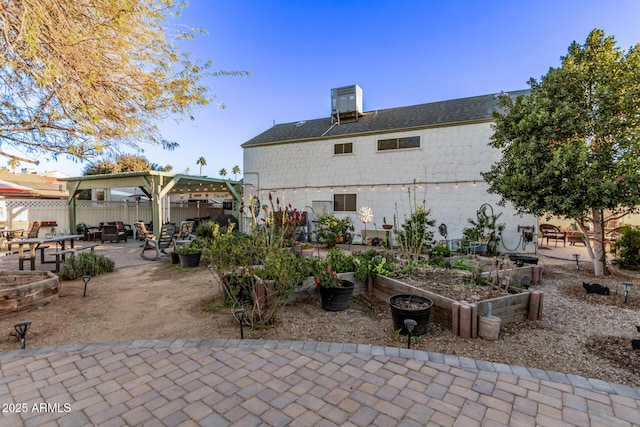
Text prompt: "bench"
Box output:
[[50, 243, 99, 272]]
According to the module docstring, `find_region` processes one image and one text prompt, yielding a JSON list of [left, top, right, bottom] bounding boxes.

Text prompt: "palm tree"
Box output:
[[7, 159, 20, 173], [232, 165, 241, 181], [219, 168, 227, 179], [196, 157, 207, 176]]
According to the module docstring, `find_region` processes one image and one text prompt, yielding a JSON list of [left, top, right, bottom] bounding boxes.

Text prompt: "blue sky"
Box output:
[[33, 0, 640, 177]]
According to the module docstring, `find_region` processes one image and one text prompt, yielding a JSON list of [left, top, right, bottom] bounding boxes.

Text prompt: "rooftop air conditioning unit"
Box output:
[[331, 84, 362, 118]]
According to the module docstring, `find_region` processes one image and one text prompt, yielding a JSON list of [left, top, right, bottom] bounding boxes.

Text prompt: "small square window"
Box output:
[[334, 194, 357, 211], [334, 142, 353, 155]]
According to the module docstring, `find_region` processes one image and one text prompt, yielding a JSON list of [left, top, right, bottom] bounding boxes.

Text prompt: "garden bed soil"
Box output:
[[0, 255, 638, 387]]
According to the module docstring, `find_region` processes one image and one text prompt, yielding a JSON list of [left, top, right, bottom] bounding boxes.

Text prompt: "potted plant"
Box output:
[[382, 217, 393, 230], [298, 242, 315, 258], [314, 265, 355, 311], [176, 241, 202, 267], [315, 212, 354, 248], [389, 294, 433, 336]]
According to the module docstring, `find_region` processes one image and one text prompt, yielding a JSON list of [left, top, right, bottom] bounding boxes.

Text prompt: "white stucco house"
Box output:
[[241, 85, 537, 253]]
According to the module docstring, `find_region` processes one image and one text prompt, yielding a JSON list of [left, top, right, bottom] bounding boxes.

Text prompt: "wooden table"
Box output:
[[14, 234, 83, 270]]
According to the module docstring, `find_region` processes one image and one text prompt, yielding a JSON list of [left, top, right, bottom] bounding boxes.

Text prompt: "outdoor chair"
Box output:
[[605, 226, 626, 254], [133, 222, 151, 241], [7, 221, 41, 250], [100, 224, 127, 243], [538, 223, 566, 247], [141, 224, 176, 260], [176, 220, 196, 240]]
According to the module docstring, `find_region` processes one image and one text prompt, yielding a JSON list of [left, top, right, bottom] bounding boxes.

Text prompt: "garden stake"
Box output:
[[234, 309, 246, 339], [82, 275, 91, 297], [14, 321, 32, 349], [404, 319, 417, 349]]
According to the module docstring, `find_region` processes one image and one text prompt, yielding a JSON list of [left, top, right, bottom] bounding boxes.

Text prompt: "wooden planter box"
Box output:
[[373, 271, 543, 338], [0, 271, 60, 319]]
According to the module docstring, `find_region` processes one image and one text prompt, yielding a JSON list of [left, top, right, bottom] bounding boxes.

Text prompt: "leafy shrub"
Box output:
[[326, 248, 356, 273], [59, 252, 115, 280], [614, 226, 640, 269], [353, 250, 395, 281], [195, 221, 218, 238], [315, 212, 354, 248], [428, 245, 450, 267]]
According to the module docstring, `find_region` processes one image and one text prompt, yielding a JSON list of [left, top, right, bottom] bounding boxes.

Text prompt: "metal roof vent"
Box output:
[[331, 84, 363, 120]]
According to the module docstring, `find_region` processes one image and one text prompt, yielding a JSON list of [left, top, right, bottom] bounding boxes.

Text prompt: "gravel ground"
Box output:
[[1, 252, 639, 387]]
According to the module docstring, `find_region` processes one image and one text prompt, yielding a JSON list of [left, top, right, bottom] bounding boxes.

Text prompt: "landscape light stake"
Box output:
[[234, 309, 246, 339], [404, 319, 417, 349], [82, 275, 91, 297], [14, 321, 32, 349], [622, 282, 633, 304], [573, 254, 580, 270]]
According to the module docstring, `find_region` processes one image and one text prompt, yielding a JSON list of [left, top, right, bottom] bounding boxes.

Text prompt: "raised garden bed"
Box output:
[[0, 271, 60, 319], [372, 260, 544, 338]]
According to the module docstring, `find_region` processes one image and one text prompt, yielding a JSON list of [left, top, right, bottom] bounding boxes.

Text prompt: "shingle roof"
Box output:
[[242, 89, 529, 147]]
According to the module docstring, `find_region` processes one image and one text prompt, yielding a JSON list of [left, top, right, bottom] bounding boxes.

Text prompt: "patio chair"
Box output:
[[538, 223, 566, 247], [140, 224, 176, 260], [176, 220, 196, 240], [7, 221, 41, 250], [100, 223, 127, 243], [133, 222, 151, 241]]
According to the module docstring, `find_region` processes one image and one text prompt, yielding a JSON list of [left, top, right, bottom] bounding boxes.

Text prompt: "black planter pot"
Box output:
[[170, 252, 180, 264], [178, 251, 201, 268], [389, 294, 433, 336], [319, 280, 355, 311]]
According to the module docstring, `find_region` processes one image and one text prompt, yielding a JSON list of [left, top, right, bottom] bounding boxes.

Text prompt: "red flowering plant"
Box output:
[[315, 266, 343, 288], [262, 193, 305, 244]]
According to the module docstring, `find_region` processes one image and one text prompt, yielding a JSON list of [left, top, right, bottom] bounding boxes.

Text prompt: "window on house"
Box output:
[[334, 142, 353, 155], [377, 136, 420, 151], [333, 194, 357, 212]]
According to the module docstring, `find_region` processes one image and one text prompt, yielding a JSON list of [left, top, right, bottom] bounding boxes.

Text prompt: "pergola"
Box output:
[[61, 171, 242, 231]]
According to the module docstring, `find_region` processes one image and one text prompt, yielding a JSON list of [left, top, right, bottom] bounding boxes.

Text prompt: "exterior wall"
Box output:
[[243, 122, 537, 252]]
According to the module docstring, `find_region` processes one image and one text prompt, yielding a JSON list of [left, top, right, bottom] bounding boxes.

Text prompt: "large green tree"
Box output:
[[484, 29, 640, 276], [0, 0, 247, 164]]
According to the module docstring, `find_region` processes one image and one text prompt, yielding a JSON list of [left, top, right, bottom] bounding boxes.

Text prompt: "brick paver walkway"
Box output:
[[0, 339, 638, 426]]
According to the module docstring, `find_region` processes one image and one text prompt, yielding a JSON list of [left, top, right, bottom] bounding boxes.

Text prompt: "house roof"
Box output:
[[0, 171, 68, 198], [242, 89, 530, 147]]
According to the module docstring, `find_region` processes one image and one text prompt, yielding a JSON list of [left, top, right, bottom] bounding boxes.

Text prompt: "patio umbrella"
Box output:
[[0, 179, 37, 196]]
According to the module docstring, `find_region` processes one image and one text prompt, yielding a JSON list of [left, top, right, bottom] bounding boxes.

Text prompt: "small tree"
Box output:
[[0, 0, 248, 163], [394, 183, 435, 258], [484, 29, 640, 276]]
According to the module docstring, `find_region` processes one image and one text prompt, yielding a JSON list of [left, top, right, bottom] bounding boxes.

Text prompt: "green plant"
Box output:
[[428, 244, 451, 267], [353, 250, 395, 281], [392, 328, 420, 345], [462, 205, 505, 256], [59, 252, 115, 280], [394, 183, 435, 258], [613, 226, 640, 269], [315, 212, 354, 248], [314, 266, 344, 288], [176, 239, 204, 255], [202, 195, 307, 328], [326, 248, 356, 273]]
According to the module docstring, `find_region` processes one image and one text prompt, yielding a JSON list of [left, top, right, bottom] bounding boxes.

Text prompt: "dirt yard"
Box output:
[[0, 255, 639, 387]]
